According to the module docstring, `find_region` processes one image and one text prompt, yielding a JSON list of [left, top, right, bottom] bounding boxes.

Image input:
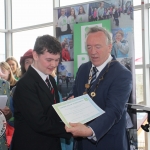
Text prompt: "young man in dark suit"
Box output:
[[11, 35, 71, 150], [65, 26, 132, 150]]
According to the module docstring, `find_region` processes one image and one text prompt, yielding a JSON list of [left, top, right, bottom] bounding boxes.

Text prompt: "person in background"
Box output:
[[114, 7, 119, 26], [20, 49, 33, 77], [76, 5, 88, 23], [9, 49, 34, 116], [68, 40, 74, 61], [0, 77, 12, 150], [65, 26, 132, 150], [93, 8, 97, 21], [111, 30, 129, 58], [0, 62, 17, 90], [67, 8, 76, 33], [62, 43, 71, 61], [57, 8, 68, 32], [97, 1, 104, 20], [8, 49, 33, 150], [6, 57, 20, 80], [11, 35, 71, 150]]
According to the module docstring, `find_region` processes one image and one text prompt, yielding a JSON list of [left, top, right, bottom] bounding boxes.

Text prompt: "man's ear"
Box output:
[[32, 51, 38, 61], [108, 44, 112, 53]]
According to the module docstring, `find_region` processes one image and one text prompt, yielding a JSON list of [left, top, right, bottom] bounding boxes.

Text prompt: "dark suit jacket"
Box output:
[[11, 66, 71, 150], [73, 57, 132, 150]]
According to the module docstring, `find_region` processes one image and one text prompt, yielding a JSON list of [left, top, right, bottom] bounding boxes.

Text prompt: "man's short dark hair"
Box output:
[[33, 35, 62, 55]]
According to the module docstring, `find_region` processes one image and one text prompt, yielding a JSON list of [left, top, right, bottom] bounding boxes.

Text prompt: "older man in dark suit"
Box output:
[[65, 26, 132, 150], [11, 35, 71, 150]]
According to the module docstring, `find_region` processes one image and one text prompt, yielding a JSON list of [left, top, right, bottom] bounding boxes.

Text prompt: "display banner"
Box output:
[[54, 0, 137, 149]]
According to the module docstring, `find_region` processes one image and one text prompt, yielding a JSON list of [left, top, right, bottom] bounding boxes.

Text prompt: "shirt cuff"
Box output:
[[87, 126, 97, 141]]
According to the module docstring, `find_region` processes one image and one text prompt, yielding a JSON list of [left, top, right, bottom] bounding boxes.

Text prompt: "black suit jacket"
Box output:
[[11, 66, 71, 150]]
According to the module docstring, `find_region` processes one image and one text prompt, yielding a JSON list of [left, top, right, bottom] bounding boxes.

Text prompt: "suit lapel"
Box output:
[[91, 58, 118, 90], [27, 66, 55, 104]]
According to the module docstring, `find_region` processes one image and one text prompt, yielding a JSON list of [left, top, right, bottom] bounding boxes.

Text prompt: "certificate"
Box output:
[[52, 94, 105, 127]]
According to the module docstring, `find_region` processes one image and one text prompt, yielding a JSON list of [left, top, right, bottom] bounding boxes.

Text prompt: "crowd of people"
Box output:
[[0, 26, 132, 150]]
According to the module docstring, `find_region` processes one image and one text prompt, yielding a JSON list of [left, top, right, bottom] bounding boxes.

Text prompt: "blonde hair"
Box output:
[[0, 62, 17, 86], [6, 56, 21, 78]]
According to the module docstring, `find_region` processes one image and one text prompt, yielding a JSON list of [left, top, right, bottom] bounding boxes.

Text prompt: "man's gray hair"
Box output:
[[86, 26, 112, 44]]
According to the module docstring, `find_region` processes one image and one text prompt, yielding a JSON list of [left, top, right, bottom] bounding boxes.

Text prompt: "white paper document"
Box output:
[[0, 95, 7, 109], [52, 94, 105, 127]]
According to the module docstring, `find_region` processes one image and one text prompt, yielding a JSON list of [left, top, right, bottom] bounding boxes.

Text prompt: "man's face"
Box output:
[[86, 31, 112, 67], [33, 51, 60, 75]]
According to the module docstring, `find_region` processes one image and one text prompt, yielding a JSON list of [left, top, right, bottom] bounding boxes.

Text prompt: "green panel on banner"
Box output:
[[74, 19, 111, 77]]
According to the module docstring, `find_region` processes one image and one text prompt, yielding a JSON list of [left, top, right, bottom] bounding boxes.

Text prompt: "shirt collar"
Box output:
[[92, 55, 113, 73], [31, 65, 48, 81]]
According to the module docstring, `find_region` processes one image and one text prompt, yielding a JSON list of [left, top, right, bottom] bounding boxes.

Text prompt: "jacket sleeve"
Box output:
[[88, 68, 132, 141]]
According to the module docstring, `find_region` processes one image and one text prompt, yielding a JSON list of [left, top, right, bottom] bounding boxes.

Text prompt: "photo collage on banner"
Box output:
[[55, 0, 137, 148]]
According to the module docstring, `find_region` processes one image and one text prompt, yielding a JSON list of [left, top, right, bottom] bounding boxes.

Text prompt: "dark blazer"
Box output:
[[11, 66, 71, 150], [73, 57, 132, 150]]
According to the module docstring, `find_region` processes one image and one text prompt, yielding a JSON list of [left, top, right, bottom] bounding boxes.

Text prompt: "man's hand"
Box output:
[[65, 123, 93, 137], [68, 96, 74, 100]]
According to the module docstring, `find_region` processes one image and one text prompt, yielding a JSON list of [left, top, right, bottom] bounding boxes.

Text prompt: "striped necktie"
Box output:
[[90, 67, 98, 88], [45, 77, 51, 90]]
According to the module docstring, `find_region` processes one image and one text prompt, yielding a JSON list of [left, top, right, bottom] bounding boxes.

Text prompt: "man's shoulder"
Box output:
[[79, 61, 91, 69], [111, 61, 132, 75]]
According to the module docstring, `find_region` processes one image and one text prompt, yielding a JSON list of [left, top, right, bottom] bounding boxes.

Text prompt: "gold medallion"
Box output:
[[90, 92, 96, 97], [83, 92, 87, 95], [85, 84, 90, 89]]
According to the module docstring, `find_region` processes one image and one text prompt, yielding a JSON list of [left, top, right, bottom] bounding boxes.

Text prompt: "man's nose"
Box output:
[[51, 61, 57, 67], [90, 46, 97, 54]]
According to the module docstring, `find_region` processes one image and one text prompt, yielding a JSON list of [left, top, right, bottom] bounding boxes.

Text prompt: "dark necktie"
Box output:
[[90, 67, 98, 88], [45, 77, 51, 90]]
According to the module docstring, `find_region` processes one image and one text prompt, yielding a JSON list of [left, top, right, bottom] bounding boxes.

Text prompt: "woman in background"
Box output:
[[76, 5, 88, 23], [6, 57, 20, 80], [0, 75, 12, 150], [20, 49, 33, 77], [67, 8, 76, 33], [0, 62, 17, 90]]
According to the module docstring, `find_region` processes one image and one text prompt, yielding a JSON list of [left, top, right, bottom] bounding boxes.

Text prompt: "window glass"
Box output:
[[13, 26, 53, 63], [134, 10, 142, 65], [60, 0, 90, 6], [0, 0, 5, 29], [149, 9, 150, 62], [12, 0, 53, 29], [0, 33, 5, 61], [133, 0, 141, 6], [135, 69, 143, 104]]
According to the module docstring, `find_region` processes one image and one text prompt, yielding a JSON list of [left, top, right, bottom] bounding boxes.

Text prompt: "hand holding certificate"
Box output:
[[52, 94, 105, 127]]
